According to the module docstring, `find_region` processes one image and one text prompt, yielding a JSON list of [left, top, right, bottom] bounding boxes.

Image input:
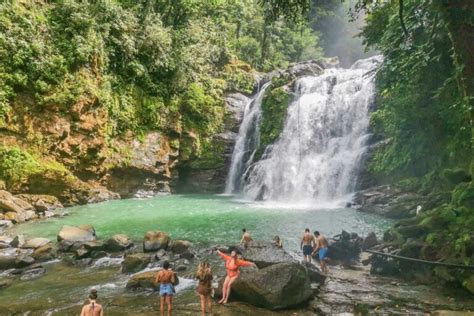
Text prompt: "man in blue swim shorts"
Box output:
[[312, 231, 329, 272], [155, 261, 176, 316], [300, 228, 316, 264]]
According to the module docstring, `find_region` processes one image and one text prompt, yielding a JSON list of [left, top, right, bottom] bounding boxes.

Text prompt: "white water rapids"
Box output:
[[226, 56, 382, 206]]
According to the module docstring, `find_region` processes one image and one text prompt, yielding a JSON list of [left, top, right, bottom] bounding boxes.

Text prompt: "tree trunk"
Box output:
[[438, 1, 474, 176]]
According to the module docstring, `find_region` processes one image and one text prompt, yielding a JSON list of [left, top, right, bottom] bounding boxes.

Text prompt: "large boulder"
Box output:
[[105, 234, 134, 251], [125, 270, 158, 290], [325, 231, 362, 264], [122, 253, 151, 273], [241, 241, 297, 268], [170, 240, 191, 254], [32, 244, 57, 261], [14, 194, 63, 213], [229, 262, 313, 310], [22, 238, 51, 249], [0, 190, 34, 213], [362, 232, 378, 250], [143, 231, 170, 252], [57, 225, 96, 242]]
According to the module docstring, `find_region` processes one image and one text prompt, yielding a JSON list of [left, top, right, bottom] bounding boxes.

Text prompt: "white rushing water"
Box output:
[[238, 56, 382, 206], [225, 82, 272, 194]]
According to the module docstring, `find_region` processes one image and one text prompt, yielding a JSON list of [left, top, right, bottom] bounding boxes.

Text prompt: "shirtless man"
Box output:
[[300, 228, 315, 263], [240, 228, 252, 248], [80, 289, 103, 316], [312, 231, 329, 272]]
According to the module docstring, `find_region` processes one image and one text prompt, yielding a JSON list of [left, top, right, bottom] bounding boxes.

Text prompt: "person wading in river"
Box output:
[[216, 248, 256, 304], [300, 228, 315, 263], [195, 261, 213, 315], [80, 289, 103, 316], [240, 228, 252, 249], [155, 261, 177, 316], [312, 231, 329, 272]]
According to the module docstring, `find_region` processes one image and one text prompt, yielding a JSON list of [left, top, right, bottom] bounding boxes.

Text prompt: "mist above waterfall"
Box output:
[[234, 56, 382, 206]]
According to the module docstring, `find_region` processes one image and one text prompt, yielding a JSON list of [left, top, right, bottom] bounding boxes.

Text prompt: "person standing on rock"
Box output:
[[312, 231, 329, 272], [80, 289, 103, 316], [216, 248, 256, 304], [240, 228, 252, 249], [155, 261, 176, 316], [195, 261, 213, 315], [301, 228, 315, 263]]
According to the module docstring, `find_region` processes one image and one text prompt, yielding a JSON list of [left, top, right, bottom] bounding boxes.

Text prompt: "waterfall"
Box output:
[[225, 82, 271, 194], [240, 56, 382, 205]]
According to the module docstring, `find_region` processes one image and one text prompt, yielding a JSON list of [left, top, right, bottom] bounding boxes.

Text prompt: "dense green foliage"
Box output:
[[360, 0, 474, 293], [362, 0, 470, 178], [0, 0, 325, 182]]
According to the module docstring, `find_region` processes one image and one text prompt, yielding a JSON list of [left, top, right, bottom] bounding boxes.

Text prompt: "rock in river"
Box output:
[[170, 240, 191, 254], [22, 238, 51, 249], [143, 231, 170, 252], [122, 253, 151, 273], [126, 270, 158, 290], [57, 225, 96, 242], [230, 262, 313, 310], [105, 234, 134, 251]]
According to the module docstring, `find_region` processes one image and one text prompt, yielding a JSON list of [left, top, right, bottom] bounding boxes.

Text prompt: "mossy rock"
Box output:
[[255, 85, 292, 160], [441, 168, 471, 186], [395, 177, 421, 192]]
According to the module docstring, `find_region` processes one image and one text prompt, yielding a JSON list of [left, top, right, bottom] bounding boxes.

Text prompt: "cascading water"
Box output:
[[225, 82, 271, 194], [240, 56, 382, 205]]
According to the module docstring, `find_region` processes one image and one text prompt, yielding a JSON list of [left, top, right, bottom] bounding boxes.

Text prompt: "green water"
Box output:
[[1, 194, 393, 314], [10, 194, 391, 250]]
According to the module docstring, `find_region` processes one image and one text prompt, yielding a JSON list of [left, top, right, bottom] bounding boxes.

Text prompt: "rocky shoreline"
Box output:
[[1, 221, 473, 314]]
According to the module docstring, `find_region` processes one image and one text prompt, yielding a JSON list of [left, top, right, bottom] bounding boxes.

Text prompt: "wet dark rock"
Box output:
[[241, 241, 296, 268], [175, 265, 187, 272], [75, 258, 93, 267], [10, 235, 25, 248], [16, 255, 35, 268], [362, 232, 378, 250], [179, 251, 195, 260], [20, 266, 45, 281], [326, 231, 362, 264], [32, 244, 57, 261], [229, 262, 313, 310], [57, 240, 74, 252], [122, 253, 151, 273], [105, 234, 133, 251], [0, 253, 17, 269], [126, 270, 158, 290], [90, 250, 108, 259], [143, 231, 170, 252], [57, 225, 96, 243], [170, 240, 191, 254], [305, 263, 327, 284]]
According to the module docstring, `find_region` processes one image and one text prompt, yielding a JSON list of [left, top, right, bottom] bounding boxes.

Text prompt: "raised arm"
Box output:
[[237, 259, 256, 267], [217, 250, 230, 261]]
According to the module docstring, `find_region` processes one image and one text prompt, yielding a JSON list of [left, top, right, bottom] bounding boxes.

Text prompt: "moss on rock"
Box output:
[[255, 84, 292, 160]]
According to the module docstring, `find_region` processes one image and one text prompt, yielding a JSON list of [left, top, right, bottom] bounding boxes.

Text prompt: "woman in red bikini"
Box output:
[[216, 248, 256, 304]]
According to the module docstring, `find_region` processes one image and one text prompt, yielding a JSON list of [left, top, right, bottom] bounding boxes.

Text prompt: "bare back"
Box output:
[[317, 235, 328, 248], [302, 232, 314, 246], [80, 302, 103, 316], [242, 232, 252, 242]]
